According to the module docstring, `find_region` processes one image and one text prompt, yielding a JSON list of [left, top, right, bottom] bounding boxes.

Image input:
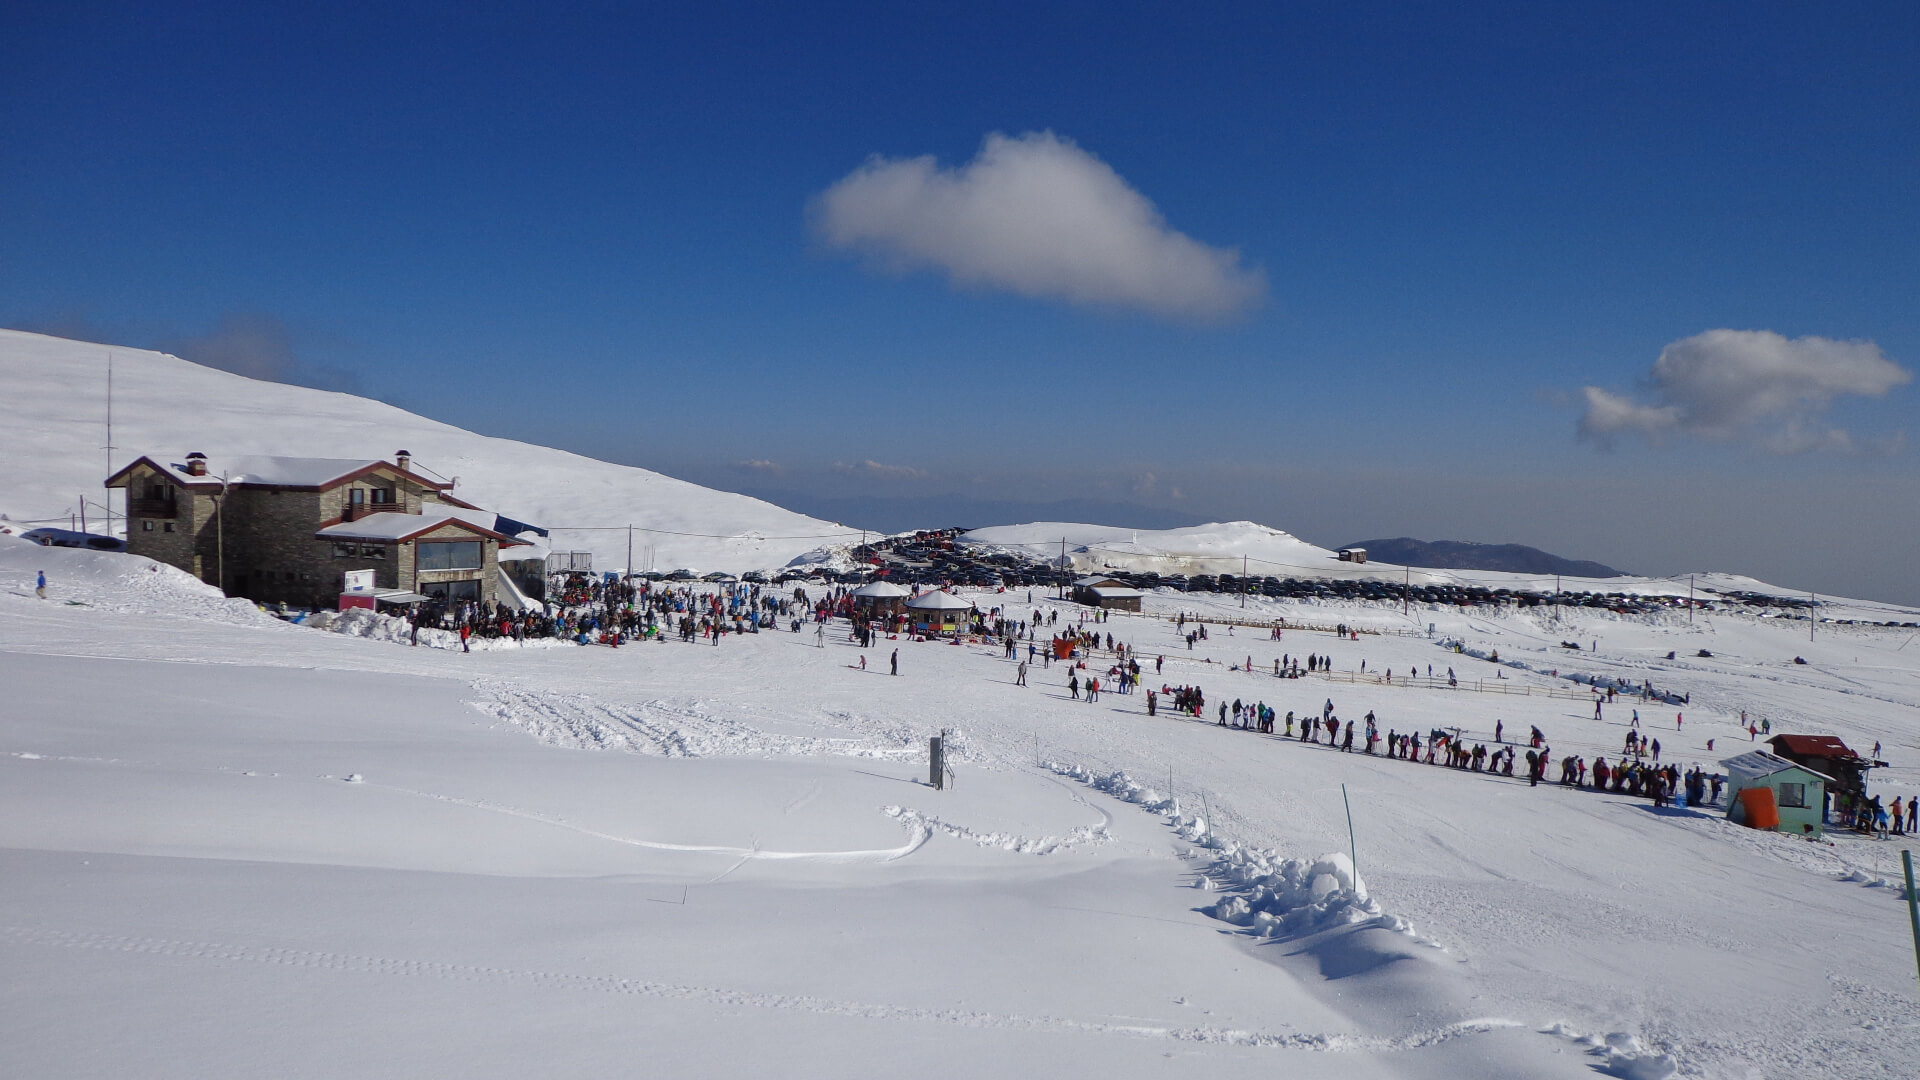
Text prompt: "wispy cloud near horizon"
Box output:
[[832, 459, 927, 480]]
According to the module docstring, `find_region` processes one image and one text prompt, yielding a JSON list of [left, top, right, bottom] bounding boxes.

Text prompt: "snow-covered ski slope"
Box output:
[[0, 329, 859, 572], [7, 532, 1920, 1078]]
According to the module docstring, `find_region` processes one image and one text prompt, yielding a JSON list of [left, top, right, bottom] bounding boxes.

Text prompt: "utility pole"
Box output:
[[1059, 537, 1068, 600], [1688, 574, 1694, 624], [1404, 563, 1410, 617], [1241, 554, 1248, 609], [626, 525, 633, 580], [1811, 592, 1817, 642], [103, 351, 116, 536]]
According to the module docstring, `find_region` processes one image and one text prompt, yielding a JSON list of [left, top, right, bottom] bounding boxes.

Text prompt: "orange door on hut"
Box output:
[[1738, 785, 1781, 830]]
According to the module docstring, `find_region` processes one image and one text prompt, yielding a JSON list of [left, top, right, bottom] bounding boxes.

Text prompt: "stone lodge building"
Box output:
[[106, 451, 525, 608]]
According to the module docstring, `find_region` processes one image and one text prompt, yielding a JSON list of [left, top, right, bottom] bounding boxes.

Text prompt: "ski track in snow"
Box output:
[[0, 925, 1526, 1053], [883, 803, 1112, 855], [472, 679, 921, 761]]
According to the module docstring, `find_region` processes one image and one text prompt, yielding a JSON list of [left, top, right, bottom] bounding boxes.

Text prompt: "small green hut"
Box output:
[[1720, 750, 1833, 839]]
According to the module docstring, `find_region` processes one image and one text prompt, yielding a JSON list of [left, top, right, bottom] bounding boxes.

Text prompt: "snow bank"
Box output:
[[301, 607, 570, 651], [0, 534, 281, 628], [1202, 848, 1392, 939], [1042, 760, 1392, 940], [1542, 1024, 1678, 1080]]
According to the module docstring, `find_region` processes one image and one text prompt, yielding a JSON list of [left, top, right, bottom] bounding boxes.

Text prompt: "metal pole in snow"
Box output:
[[1903, 849, 1920, 990], [1811, 592, 1817, 642], [1342, 783, 1358, 878]]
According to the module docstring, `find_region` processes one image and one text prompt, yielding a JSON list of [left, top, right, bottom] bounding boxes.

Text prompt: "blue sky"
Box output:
[[5, 2, 1918, 599]]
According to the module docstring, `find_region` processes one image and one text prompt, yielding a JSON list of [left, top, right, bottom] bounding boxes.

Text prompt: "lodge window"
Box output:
[[422, 578, 481, 602], [332, 542, 390, 559], [1777, 782, 1807, 809], [332, 543, 357, 558], [142, 521, 154, 531], [418, 540, 482, 571], [369, 487, 396, 506], [163, 522, 175, 532]]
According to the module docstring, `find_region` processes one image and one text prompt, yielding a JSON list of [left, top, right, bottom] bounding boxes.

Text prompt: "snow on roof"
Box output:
[[1720, 750, 1836, 784], [316, 512, 501, 543], [850, 581, 912, 597], [1089, 586, 1143, 598], [136, 454, 394, 488], [905, 589, 974, 610], [1074, 575, 1129, 586]]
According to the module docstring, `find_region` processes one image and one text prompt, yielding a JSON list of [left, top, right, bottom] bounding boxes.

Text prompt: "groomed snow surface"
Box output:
[[7, 534, 1920, 1078]]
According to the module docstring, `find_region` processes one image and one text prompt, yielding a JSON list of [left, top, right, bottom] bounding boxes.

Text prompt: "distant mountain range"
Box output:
[[1340, 537, 1624, 578]]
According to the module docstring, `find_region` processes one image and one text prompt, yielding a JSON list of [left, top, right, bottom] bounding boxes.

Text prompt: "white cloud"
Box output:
[[734, 459, 784, 475], [832, 459, 927, 480], [811, 131, 1265, 322], [1578, 329, 1910, 452]]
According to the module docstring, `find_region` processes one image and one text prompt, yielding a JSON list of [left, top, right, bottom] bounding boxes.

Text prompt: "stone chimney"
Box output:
[[395, 450, 412, 473], [185, 452, 208, 477]]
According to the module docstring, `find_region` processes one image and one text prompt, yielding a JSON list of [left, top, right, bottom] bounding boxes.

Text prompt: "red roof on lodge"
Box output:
[[1768, 734, 1859, 759]]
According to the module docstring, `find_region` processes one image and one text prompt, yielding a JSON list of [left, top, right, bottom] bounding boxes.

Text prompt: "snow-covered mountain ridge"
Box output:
[[0, 329, 857, 572]]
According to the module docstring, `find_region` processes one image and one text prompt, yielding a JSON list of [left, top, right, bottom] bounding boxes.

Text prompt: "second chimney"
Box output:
[[395, 450, 412, 473], [185, 452, 208, 477]]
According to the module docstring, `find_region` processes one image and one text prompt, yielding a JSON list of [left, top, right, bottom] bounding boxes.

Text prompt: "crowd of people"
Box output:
[[397, 576, 1902, 835], [406, 574, 841, 650]]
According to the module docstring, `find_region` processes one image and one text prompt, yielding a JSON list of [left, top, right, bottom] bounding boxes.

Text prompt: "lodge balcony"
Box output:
[[129, 498, 178, 518], [340, 501, 401, 522]]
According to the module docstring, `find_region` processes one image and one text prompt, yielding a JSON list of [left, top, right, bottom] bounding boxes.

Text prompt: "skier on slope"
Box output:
[[36, 570, 48, 599]]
